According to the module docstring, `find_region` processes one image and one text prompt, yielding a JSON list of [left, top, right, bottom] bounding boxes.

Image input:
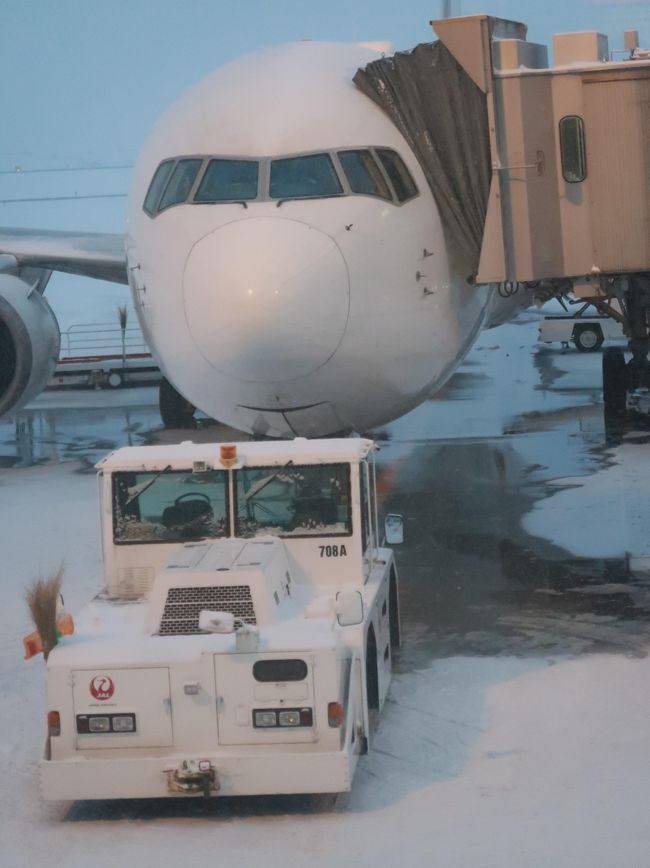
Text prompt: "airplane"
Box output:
[[0, 40, 528, 438]]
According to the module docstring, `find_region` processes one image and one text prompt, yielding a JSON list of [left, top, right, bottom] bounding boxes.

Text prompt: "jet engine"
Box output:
[[0, 273, 60, 417]]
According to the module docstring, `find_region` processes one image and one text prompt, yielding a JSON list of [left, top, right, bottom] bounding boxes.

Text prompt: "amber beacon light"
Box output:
[[219, 444, 237, 467]]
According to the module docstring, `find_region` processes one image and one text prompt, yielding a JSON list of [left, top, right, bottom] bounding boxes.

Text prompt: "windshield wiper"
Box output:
[[125, 464, 172, 507]]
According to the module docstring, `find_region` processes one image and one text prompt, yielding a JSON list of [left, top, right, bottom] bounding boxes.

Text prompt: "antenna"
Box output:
[[441, 0, 461, 16]]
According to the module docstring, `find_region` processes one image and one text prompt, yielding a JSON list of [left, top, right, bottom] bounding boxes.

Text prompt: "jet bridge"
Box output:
[[356, 14, 650, 416]]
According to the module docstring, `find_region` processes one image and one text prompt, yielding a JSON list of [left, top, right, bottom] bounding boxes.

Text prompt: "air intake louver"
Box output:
[[159, 585, 256, 635]]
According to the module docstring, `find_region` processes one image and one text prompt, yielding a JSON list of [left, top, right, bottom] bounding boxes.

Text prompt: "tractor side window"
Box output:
[[360, 462, 371, 553], [339, 150, 391, 200], [112, 469, 228, 544], [375, 149, 418, 202], [158, 159, 203, 211], [235, 463, 352, 538], [143, 160, 175, 215]]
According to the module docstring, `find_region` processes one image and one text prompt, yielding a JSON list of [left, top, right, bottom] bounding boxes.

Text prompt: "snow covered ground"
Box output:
[[2, 310, 650, 867], [522, 438, 650, 561], [2, 459, 650, 868], [4, 492, 650, 868]]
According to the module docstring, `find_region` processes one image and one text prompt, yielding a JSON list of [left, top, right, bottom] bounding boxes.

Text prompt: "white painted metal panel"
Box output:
[[72, 667, 172, 749], [41, 749, 350, 799], [584, 77, 650, 272], [214, 653, 316, 745]]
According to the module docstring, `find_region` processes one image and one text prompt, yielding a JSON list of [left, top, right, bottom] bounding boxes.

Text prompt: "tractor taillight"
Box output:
[[47, 711, 61, 737], [327, 702, 344, 727]]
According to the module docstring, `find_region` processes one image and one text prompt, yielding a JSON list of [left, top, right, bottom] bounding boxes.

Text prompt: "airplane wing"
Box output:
[[0, 227, 128, 284]]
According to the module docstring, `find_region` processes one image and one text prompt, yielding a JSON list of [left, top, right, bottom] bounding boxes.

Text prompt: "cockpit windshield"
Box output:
[[143, 160, 174, 215], [269, 154, 343, 200], [338, 149, 391, 200], [194, 158, 259, 202], [143, 148, 418, 214], [158, 159, 202, 211], [112, 469, 229, 544], [234, 463, 351, 538]]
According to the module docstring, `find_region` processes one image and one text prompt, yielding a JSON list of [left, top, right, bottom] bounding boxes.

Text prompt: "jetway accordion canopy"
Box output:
[[354, 42, 491, 277]]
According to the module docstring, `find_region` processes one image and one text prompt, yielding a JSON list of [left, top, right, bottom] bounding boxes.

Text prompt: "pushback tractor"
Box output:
[[40, 438, 402, 800]]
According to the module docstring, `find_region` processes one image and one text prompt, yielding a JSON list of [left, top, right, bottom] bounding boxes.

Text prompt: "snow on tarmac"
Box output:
[[2, 459, 650, 866], [522, 437, 650, 563]]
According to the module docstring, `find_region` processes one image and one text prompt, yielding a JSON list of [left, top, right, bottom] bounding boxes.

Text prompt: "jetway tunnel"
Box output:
[[355, 13, 650, 419]]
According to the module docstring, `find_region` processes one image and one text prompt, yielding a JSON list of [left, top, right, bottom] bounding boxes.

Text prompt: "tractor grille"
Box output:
[[159, 585, 256, 635]]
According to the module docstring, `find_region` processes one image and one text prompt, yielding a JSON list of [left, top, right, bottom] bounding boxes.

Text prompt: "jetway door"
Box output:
[[584, 76, 650, 272]]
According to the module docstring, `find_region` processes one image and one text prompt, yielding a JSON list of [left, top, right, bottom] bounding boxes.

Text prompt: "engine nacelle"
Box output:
[[0, 274, 60, 417]]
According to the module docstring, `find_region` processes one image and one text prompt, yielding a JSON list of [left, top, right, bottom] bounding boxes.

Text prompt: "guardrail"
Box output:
[[59, 322, 148, 361]]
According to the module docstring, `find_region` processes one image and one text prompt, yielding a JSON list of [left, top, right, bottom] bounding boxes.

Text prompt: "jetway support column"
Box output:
[[624, 275, 650, 390]]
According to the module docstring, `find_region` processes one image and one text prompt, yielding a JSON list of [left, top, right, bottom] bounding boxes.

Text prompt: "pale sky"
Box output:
[[1, 0, 648, 168], [1, 0, 647, 326]]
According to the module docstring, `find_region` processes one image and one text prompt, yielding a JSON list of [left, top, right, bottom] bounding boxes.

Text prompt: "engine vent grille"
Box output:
[[159, 585, 256, 635]]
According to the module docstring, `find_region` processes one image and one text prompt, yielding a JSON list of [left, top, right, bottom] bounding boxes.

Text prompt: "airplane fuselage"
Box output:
[[125, 42, 496, 437]]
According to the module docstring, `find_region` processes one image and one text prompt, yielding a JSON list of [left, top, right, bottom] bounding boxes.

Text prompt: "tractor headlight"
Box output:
[[253, 710, 278, 728], [112, 715, 136, 733], [252, 708, 313, 728], [76, 713, 137, 734]]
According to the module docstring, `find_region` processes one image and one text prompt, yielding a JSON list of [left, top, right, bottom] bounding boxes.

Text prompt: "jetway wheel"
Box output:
[[159, 377, 196, 429], [602, 347, 628, 417]]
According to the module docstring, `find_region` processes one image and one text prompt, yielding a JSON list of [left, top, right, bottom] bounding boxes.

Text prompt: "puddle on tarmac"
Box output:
[[0, 402, 161, 469], [380, 432, 650, 664]]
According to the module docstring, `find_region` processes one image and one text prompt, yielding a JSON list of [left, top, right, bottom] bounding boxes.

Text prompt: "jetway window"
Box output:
[[269, 154, 343, 200], [143, 160, 175, 215], [560, 116, 587, 183], [158, 159, 203, 211], [375, 149, 418, 202], [338, 150, 391, 200], [194, 159, 259, 202]]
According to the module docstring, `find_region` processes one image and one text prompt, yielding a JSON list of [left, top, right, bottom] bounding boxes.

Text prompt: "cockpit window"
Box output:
[[338, 150, 391, 200], [158, 158, 202, 211], [143, 160, 175, 215], [269, 154, 343, 200], [194, 159, 259, 202], [143, 149, 417, 215], [375, 149, 418, 203]]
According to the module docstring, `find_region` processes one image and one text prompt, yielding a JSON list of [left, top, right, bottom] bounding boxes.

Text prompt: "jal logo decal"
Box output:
[[89, 675, 115, 701]]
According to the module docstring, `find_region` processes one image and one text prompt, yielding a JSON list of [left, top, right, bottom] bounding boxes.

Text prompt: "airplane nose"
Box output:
[[183, 217, 350, 383]]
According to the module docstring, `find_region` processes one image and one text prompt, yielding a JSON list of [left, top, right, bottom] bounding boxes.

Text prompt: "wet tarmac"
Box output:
[[2, 313, 650, 663], [376, 327, 650, 662]]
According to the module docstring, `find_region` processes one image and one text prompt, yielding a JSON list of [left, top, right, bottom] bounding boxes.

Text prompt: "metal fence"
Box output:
[[59, 323, 149, 361]]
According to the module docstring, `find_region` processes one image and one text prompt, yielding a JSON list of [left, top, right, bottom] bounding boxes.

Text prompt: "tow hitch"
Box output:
[[165, 760, 219, 796]]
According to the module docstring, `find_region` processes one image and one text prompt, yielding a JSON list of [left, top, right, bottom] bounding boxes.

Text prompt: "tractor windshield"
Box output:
[[112, 470, 229, 544], [234, 463, 352, 538]]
